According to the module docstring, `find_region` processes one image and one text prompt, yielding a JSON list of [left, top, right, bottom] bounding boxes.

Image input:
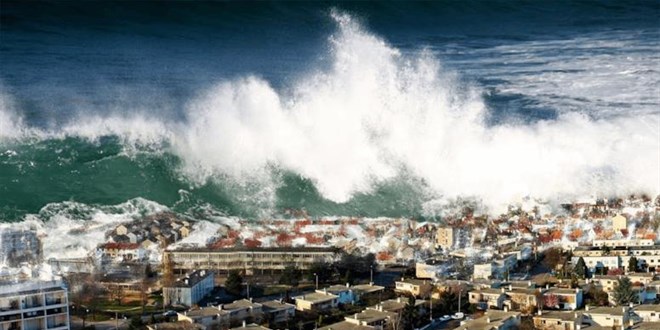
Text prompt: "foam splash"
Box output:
[[1, 10, 659, 215]]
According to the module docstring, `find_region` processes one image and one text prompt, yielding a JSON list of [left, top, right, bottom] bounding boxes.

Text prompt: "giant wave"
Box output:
[[0, 10, 658, 220]]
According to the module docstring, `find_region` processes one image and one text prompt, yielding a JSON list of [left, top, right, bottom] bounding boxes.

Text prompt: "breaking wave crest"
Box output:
[[1, 10, 658, 218]]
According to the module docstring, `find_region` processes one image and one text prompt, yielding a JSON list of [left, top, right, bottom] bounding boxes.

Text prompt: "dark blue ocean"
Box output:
[[0, 1, 658, 221]]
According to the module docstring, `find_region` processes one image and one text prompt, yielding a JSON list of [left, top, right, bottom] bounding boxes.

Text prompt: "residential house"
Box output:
[[582, 306, 630, 328], [178, 307, 224, 329], [343, 308, 397, 330], [98, 242, 145, 262], [591, 275, 621, 292], [294, 292, 338, 312], [261, 300, 295, 324], [368, 297, 427, 316], [633, 304, 660, 323], [504, 288, 540, 312], [219, 299, 263, 325], [532, 310, 582, 330], [318, 321, 375, 330], [319, 284, 355, 305], [351, 283, 385, 303], [394, 278, 432, 297], [612, 214, 627, 232], [469, 288, 507, 310], [543, 288, 583, 310], [453, 310, 521, 330], [628, 273, 656, 286], [230, 323, 271, 330], [436, 227, 456, 250]]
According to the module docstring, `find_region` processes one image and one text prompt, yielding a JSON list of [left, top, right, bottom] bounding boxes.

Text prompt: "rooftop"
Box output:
[[585, 306, 627, 316], [317, 321, 375, 330], [634, 304, 660, 312], [168, 246, 339, 253], [295, 292, 338, 303], [169, 270, 213, 288], [454, 310, 521, 330], [352, 284, 385, 294], [345, 309, 396, 324], [261, 300, 295, 311], [534, 311, 582, 321], [222, 299, 262, 311], [230, 324, 271, 330]]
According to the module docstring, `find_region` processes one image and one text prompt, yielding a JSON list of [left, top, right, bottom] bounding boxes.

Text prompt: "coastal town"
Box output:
[[1, 195, 660, 330]]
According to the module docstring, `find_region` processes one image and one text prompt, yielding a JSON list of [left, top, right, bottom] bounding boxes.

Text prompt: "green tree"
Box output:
[[613, 277, 637, 305], [225, 270, 243, 296], [401, 295, 418, 330], [628, 256, 638, 273], [574, 257, 588, 279], [585, 286, 609, 306], [279, 265, 301, 287], [306, 262, 334, 284]]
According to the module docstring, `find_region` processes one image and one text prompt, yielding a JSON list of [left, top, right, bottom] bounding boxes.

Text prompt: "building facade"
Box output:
[[163, 270, 214, 306], [164, 247, 338, 275], [0, 279, 70, 330]]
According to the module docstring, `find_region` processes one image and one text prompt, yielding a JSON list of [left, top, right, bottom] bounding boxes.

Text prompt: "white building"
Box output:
[[163, 270, 214, 306], [0, 279, 70, 330]]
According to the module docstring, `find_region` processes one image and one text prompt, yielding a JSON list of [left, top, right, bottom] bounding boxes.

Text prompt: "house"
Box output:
[[163, 270, 214, 306], [178, 307, 224, 328], [319, 284, 355, 305], [543, 288, 583, 310], [368, 297, 427, 316], [633, 304, 660, 323], [116, 224, 128, 236], [230, 323, 271, 330], [219, 299, 263, 325], [582, 306, 630, 328], [147, 322, 203, 330], [351, 283, 385, 302], [453, 310, 521, 330], [415, 259, 444, 280], [469, 288, 507, 310], [504, 288, 540, 312], [394, 278, 432, 297], [98, 242, 145, 262], [343, 308, 397, 330], [294, 292, 338, 311], [532, 310, 582, 330], [261, 300, 295, 324], [180, 226, 191, 238], [591, 275, 621, 292], [318, 321, 375, 330], [612, 214, 627, 232], [628, 272, 656, 285]]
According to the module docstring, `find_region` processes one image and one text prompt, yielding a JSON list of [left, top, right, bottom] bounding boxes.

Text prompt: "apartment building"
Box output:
[[435, 227, 456, 250], [0, 279, 69, 330], [164, 247, 338, 275], [163, 270, 214, 306]]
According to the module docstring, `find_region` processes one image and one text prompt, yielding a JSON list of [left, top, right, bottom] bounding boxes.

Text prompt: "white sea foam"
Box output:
[[9, 198, 170, 260], [1, 11, 658, 214]]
